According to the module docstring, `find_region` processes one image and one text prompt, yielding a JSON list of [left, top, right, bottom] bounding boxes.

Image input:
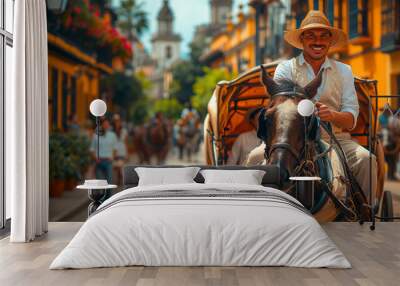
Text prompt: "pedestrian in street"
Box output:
[[90, 117, 117, 200], [112, 114, 129, 185]]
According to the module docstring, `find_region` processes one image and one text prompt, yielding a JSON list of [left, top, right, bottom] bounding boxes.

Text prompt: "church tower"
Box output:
[[210, 0, 233, 27], [151, 0, 181, 71]]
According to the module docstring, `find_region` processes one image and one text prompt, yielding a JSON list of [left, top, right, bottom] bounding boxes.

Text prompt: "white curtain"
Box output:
[[7, 0, 49, 242]]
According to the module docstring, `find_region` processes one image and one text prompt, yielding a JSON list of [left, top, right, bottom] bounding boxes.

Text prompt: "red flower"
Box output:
[[61, 1, 135, 62], [73, 7, 81, 14], [65, 15, 73, 28]]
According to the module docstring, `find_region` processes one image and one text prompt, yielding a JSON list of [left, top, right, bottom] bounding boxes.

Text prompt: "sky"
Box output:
[[113, 0, 245, 58]]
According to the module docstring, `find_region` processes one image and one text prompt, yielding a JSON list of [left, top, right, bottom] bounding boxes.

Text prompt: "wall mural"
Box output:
[[46, 0, 400, 223]]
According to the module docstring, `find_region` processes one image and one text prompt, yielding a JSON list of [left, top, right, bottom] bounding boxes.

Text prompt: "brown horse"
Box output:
[[254, 66, 371, 222], [131, 120, 170, 165], [131, 124, 151, 164], [384, 116, 400, 180]]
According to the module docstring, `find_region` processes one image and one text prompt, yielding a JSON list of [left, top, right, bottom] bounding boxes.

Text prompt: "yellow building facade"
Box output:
[[47, 33, 113, 131], [202, 6, 256, 75], [205, 0, 400, 106], [296, 0, 400, 104]]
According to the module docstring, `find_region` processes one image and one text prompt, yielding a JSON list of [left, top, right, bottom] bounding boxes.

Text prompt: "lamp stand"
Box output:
[[96, 116, 99, 161], [304, 117, 308, 157]]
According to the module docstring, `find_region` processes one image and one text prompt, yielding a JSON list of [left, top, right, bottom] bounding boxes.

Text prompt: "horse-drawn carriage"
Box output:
[[203, 62, 393, 226]]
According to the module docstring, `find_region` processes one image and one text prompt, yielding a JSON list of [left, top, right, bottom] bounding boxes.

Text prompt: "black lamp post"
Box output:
[[249, 0, 267, 65], [89, 99, 107, 161]]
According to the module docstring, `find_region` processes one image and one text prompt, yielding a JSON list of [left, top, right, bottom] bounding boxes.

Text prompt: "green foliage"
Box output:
[[49, 132, 91, 181], [103, 72, 147, 122], [128, 71, 153, 124], [189, 34, 208, 65], [117, 0, 148, 39], [169, 31, 208, 105], [129, 96, 150, 124], [49, 132, 66, 180], [192, 68, 233, 118], [151, 98, 184, 120], [170, 60, 205, 104], [110, 72, 144, 108]]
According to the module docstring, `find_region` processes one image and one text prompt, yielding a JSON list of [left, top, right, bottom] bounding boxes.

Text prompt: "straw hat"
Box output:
[[284, 10, 347, 49]]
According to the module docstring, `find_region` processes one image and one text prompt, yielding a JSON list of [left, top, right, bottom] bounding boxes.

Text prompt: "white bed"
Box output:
[[50, 183, 350, 269]]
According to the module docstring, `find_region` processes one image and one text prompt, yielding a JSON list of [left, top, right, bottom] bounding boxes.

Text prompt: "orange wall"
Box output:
[[207, 13, 256, 74]]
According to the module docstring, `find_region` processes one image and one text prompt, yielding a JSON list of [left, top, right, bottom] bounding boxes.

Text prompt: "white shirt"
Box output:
[[273, 53, 359, 128], [90, 130, 118, 159], [228, 130, 262, 165], [115, 128, 128, 157]]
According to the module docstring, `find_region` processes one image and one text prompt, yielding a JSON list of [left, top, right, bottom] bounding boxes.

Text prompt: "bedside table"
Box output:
[[289, 176, 321, 210], [76, 184, 117, 216]]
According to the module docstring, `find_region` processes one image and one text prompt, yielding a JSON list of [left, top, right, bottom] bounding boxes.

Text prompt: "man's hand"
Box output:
[[315, 102, 335, 122], [314, 102, 355, 130]]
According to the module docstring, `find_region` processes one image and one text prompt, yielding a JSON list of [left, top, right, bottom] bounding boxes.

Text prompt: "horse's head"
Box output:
[[257, 65, 323, 184]]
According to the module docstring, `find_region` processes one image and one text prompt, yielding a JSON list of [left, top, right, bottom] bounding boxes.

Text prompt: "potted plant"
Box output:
[[49, 132, 66, 197], [63, 133, 91, 190]]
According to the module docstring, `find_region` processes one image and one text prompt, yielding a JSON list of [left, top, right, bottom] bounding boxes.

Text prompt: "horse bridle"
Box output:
[[262, 89, 313, 167]]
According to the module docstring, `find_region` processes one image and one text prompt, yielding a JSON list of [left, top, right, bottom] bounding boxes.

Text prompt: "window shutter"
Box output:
[[349, 0, 359, 39], [313, 0, 319, 10], [326, 0, 334, 26]]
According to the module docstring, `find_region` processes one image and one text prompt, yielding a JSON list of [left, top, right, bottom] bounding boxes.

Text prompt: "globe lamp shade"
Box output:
[[90, 99, 107, 117], [297, 99, 315, 117]]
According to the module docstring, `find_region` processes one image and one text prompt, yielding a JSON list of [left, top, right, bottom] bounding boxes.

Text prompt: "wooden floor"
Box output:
[[0, 222, 399, 286]]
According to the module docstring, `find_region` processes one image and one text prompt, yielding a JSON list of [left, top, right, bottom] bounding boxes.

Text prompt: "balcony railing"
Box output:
[[381, 0, 400, 53]]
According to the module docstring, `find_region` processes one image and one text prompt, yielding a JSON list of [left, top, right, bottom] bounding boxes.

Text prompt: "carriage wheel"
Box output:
[[380, 190, 394, 222]]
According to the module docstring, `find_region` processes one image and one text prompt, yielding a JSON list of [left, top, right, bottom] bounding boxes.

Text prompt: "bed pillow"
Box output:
[[135, 167, 201, 186], [200, 169, 265, 185]]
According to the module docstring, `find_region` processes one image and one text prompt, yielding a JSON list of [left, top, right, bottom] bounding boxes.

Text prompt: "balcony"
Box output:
[[47, 2, 132, 69]]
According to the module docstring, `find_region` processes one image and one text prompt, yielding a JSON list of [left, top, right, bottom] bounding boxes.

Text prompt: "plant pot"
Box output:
[[65, 178, 78, 191], [50, 179, 65, 198]]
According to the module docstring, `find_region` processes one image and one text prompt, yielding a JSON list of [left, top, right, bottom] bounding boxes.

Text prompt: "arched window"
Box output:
[[166, 45, 172, 59]]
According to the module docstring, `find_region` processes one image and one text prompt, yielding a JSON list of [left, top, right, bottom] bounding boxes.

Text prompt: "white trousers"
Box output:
[[335, 138, 377, 202]]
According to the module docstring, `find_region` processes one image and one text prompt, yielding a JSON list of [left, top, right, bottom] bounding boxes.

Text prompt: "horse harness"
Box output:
[[257, 88, 371, 222], [257, 89, 320, 167]]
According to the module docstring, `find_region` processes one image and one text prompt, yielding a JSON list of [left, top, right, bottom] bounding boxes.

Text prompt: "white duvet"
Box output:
[[50, 183, 351, 269]]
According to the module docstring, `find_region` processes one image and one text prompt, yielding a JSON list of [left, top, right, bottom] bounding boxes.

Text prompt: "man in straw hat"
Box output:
[[273, 10, 376, 200]]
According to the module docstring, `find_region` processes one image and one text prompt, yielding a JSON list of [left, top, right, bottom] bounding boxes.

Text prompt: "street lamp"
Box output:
[[46, 0, 68, 14], [297, 99, 315, 159], [249, 0, 267, 65], [89, 99, 107, 161]]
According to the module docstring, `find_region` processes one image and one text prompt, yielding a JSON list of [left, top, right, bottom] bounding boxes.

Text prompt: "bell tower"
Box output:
[[151, 0, 181, 70]]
